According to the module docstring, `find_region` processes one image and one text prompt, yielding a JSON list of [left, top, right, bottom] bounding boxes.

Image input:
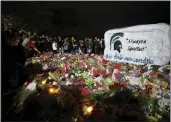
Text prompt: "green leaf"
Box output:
[[146, 115, 158, 122], [85, 80, 94, 88]]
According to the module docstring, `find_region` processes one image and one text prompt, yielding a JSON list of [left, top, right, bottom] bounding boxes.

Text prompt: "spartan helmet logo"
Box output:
[[110, 32, 124, 53]]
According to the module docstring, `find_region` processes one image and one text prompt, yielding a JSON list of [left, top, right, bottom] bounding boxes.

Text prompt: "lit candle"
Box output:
[[41, 79, 46, 85], [49, 88, 54, 93], [86, 106, 93, 113]]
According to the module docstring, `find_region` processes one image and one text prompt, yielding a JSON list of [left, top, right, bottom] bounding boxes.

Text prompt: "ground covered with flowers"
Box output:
[[13, 52, 170, 122]]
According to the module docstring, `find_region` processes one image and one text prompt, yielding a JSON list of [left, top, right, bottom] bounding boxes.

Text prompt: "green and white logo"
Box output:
[[110, 32, 124, 53]]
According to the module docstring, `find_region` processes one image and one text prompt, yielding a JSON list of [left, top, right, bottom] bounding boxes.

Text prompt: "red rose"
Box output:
[[96, 68, 101, 73], [109, 85, 114, 89], [93, 69, 101, 77], [115, 63, 122, 70], [102, 59, 108, 65], [114, 83, 119, 87], [149, 72, 158, 78], [120, 82, 126, 87], [100, 69, 107, 76], [93, 69, 97, 77], [81, 87, 90, 96]]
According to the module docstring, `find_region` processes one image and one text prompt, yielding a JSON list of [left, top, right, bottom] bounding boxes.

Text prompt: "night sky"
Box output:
[[1, 1, 170, 37]]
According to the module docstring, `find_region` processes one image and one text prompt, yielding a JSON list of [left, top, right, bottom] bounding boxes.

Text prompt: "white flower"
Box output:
[[43, 64, 48, 70], [66, 80, 72, 85], [52, 81, 58, 86], [65, 74, 69, 78]]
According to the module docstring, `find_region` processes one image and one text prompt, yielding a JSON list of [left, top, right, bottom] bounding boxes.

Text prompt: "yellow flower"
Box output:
[[32, 59, 36, 64], [162, 82, 168, 89], [60, 63, 64, 68], [151, 87, 156, 94], [133, 66, 137, 70]]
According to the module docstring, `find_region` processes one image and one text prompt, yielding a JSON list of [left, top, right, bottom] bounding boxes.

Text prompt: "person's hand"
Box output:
[[38, 51, 41, 54], [35, 50, 41, 54]]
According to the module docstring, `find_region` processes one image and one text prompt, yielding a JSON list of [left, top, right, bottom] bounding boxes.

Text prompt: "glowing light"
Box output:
[[86, 106, 93, 113], [83, 105, 93, 115], [49, 88, 54, 93], [41, 79, 46, 85], [49, 88, 60, 94]]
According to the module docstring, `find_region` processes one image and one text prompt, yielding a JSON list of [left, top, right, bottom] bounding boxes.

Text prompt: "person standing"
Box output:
[[71, 37, 78, 53], [39, 35, 46, 51], [2, 33, 26, 89], [58, 36, 64, 54], [94, 37, 101, 54], [99, 38, 105, 54], [63, 38, 69, 53], [2, 31, 26, 121], [84, 37, 88, 53], [86, 37, 94, 55], [52, 40, 58, 53], [68, 38, 73, 53], [37, 35, 44, 52], [79, 40, 85, 54], [46, 37, 52, 51], [22, 37, 41, 58]]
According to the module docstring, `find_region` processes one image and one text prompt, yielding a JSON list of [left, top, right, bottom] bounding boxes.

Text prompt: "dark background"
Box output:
[[1, 1, 170, 37]]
